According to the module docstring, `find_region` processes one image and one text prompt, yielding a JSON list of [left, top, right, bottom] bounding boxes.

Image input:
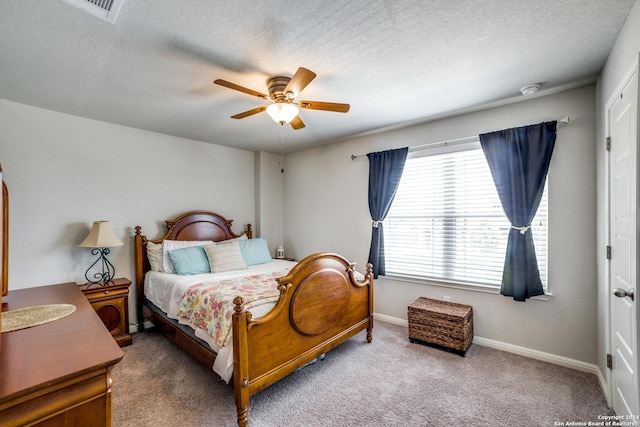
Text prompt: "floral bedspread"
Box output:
[[176, 268, 290, 349]]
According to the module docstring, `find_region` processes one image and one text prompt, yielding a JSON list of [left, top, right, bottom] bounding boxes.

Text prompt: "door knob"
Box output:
[[613, 288, 635, 301]]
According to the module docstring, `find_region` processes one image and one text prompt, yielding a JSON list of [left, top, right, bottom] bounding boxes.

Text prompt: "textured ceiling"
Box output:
[[0, 0, 635, 153]]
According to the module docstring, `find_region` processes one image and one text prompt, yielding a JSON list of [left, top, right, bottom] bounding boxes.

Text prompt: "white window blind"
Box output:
[[384, 142, 547, 290]]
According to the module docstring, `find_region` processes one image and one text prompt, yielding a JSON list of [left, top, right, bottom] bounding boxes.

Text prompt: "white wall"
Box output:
[[255, 151, 284, 258], [284, 85, 598, 364], [595, 0, 640, 398], [0, 98, 256, 323]]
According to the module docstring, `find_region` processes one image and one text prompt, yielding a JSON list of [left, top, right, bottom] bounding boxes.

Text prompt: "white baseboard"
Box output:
[[471, 335, 599, 375], [374, 312, 601, 377], [374, 312, 409, 327], [130, 320, 154, 333], [596, 366, 610, 404]]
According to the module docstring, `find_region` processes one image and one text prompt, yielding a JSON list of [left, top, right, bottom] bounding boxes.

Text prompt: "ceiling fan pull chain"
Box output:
[[279, 126, 285, 174]]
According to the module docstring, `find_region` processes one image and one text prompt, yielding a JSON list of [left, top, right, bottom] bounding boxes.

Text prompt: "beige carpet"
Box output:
[[112, 321, 613, 426]]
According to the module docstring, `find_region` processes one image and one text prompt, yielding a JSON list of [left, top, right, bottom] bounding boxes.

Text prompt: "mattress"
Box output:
[[144, 259, 296, 382]]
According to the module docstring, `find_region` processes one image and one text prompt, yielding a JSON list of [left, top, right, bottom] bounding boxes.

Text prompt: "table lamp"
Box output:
[[79, 220, 123, 285]]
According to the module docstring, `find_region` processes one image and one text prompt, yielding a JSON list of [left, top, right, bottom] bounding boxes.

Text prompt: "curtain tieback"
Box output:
[[511, 224, 531, 234], [372, 220, 379, 228]]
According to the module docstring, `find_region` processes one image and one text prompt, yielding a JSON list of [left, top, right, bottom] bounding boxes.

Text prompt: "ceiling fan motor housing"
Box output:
[[268, 76, 293, 102]]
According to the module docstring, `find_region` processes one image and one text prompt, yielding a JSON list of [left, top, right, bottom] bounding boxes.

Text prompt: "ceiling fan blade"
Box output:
[[230, 106, 267, 119], [214, 79, 268, 99], [290, 115, 305, 130], [283, 67, 316, 99], [298, 100, 350, 113]]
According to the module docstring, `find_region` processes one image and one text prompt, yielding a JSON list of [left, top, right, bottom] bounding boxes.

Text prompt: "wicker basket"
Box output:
[[408, 297, 473, 356]]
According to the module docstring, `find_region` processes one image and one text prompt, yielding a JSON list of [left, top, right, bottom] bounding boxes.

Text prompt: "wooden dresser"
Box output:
[[0, 282, 124, 426]]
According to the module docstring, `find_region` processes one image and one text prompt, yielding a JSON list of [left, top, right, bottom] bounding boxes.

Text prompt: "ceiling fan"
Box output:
[[213, 67, 350, 130]]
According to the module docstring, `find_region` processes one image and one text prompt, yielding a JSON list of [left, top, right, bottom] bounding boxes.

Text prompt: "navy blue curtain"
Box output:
[[367, 147, 409, 278], [479, 121, 557, 301]]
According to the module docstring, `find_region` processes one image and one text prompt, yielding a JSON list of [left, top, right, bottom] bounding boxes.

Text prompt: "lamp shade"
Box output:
[[266, 103, 299, 124], [79, 221, 123, 248]]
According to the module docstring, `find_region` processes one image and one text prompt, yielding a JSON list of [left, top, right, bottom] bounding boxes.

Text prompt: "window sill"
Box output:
[[382, 274, 553, 301]]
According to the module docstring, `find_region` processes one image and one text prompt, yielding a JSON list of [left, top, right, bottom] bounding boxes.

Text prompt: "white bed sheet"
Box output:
[[144, 259, 296, 383]]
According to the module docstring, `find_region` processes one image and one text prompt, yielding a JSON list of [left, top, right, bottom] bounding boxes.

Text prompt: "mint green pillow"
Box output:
[[239, 238, 273, 266], [167, 246, 211, 275]]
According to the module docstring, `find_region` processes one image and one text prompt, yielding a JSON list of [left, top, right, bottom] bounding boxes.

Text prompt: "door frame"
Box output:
[[606, 53, 639, 412]]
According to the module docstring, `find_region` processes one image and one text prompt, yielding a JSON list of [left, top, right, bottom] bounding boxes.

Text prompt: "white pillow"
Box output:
[[163, 240, 213, 274], [146, 242, 163, 272], [204, 241, 248, 273], [221, 233, 248, 244]]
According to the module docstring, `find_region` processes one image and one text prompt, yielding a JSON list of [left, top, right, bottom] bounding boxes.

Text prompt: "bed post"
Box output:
[[134, 226, 146, 332], [366, 263, 374, 343], [232, 296, 250, 427]]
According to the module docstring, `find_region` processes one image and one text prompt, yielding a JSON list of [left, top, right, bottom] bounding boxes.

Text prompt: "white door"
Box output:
[[609, 63, 639, 417]]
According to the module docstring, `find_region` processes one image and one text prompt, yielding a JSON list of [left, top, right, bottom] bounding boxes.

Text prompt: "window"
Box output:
[[384, 141, 548, 290]]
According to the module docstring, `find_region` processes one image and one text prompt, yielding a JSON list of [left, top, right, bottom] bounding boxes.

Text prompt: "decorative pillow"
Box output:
[[239, 238, 272, 266], [204, 241, 248, 273], [146, 242, 163, 272], [162, 240, 213, 274], [167, 246, 211, 275]]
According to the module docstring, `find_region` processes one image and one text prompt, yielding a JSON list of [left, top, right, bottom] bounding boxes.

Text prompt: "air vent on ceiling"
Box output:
[[60, 0, 125, 23]]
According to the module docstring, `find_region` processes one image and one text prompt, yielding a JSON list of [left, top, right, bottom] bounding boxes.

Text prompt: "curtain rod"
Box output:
[[350, 116, 570, 160]]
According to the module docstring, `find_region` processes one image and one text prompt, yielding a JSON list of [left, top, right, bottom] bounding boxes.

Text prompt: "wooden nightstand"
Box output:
[[79, 277, 132, 347]]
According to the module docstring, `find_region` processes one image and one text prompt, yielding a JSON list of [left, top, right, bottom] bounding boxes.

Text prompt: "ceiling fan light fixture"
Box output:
[[266, 103, 299, 125]]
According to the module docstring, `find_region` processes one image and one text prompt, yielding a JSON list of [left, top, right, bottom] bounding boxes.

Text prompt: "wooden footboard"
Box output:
[[232, 253, 373, 426]]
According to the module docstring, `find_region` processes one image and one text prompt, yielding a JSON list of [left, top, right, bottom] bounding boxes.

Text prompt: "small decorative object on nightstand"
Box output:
[[78, 220, 124, 285], [79, 277, 132, 347]]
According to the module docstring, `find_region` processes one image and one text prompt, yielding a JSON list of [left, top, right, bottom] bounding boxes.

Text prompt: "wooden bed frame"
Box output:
[[134, 210, 374, 426]]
